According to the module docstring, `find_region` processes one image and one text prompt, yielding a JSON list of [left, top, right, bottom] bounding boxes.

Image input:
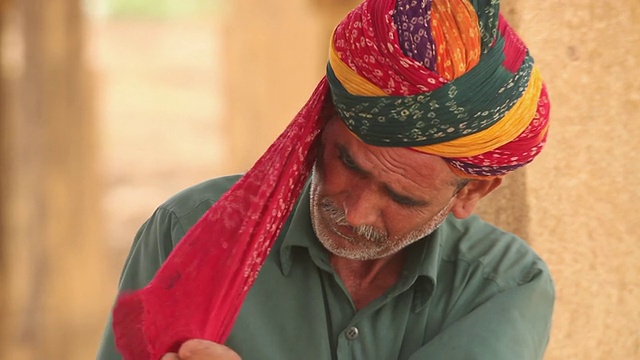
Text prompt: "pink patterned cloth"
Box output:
[[112, 79, 329, 360]]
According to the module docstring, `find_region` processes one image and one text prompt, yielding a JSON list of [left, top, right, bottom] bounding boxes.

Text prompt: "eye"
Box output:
[[384, 185, 426, 208], [338, 146, 360, 172], [340, 152, 357, 169], [390, 193, 421, 207]]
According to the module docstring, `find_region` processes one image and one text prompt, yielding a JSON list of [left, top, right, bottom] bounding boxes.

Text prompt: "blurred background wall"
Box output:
[[0, 0, 638, 359]]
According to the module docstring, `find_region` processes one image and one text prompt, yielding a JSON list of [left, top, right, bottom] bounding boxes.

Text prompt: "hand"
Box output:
[[161, 339, 241, 360]]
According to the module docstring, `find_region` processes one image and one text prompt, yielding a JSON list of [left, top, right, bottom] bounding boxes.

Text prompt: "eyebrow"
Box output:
[[337, 144, 429, 207]]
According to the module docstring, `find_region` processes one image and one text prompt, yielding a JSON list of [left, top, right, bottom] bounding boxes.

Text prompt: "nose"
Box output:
[[342, 182, 381, 228]]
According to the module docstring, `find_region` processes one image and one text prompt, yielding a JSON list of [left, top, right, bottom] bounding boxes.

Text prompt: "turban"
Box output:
[[328, 0, 550, 178], [112, 1, 550, 359]]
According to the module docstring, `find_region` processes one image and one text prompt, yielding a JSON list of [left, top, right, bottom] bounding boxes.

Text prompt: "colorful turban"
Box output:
[[112, 1, 550, 359], [328, 0, 550, 178]]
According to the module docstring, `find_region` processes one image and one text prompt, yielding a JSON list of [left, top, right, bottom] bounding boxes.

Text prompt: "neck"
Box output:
[[330, 250, 408, 310]]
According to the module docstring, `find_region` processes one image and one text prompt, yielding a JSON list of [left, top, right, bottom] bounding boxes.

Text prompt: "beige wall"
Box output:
[[511, 1, 640, 358]]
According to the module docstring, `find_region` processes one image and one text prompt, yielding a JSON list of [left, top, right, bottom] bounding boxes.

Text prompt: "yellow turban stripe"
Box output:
[[328, 39, 387, 97]]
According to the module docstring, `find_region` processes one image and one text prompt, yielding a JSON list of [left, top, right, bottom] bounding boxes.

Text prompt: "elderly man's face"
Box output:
[[310, 117, 467, 260]]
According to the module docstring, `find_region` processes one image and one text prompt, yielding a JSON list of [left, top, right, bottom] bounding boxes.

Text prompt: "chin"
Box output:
[[318, 233, 391, 260], [311, 211, 398, 260]]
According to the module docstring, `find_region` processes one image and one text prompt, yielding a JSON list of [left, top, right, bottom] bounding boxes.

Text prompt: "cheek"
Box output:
[[380, 207, 432, 237]]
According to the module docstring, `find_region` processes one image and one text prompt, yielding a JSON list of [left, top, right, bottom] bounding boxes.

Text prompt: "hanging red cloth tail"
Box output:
[[112, 78, 329, 360]]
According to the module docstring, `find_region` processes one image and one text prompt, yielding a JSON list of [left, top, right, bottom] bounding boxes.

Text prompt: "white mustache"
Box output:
[[320, 198, 388, 243]]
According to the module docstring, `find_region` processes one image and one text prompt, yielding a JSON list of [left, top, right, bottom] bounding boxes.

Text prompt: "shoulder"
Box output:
[[438, 214, 551, 289], [157, 174, 243, 236]]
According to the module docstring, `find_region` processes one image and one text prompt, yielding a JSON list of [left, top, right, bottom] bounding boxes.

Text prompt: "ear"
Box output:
[[450, 177, 503, 219]]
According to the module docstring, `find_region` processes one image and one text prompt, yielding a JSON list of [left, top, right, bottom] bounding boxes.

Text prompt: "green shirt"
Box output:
[[97, 175, 554, 360]]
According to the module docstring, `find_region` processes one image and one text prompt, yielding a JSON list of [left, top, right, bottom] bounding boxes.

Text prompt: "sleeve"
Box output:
[[409, 269, 555, 360], [96, 207, 186, 360]]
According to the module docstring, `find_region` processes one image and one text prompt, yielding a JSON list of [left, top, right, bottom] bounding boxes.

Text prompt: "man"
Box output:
[[98, 0, 554, 359]]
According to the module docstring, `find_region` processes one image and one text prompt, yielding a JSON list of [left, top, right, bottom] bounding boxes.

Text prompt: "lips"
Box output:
[[332, 223, 357, 241], [321, 210, 356, 242]]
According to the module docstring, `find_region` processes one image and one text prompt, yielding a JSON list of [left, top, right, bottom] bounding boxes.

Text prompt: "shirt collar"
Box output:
[[278, 181, 332, 275], [277, 180, 448, 311], [404, 223, 445, 312]]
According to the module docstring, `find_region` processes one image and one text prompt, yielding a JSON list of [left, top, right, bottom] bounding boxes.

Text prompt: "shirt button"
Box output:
[[345, 326, 359, 340]]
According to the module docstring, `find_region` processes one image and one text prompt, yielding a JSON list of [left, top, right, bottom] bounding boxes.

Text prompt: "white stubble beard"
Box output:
[[309, 166, 454, 260]]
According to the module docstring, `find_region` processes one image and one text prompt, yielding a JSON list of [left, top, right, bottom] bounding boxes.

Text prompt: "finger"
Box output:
[[161, 353, 180, 360], [178, 339, 241, 360]]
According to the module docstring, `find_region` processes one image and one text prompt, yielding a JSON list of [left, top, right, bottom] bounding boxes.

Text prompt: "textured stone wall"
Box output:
[[507, 1, 640, 358], [479, 1, 640, 359]]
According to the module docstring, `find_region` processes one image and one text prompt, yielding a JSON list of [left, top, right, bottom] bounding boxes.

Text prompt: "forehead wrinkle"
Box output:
[[371, 147, 449, 195]]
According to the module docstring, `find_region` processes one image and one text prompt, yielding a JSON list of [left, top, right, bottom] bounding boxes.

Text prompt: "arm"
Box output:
[[97, 207, 186, 360], [410, 269, 555, 360]]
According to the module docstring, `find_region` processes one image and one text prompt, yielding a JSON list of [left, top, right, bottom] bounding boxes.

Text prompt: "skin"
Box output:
[[161, 340, 241, 360], [162, 116, 502, 359]]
